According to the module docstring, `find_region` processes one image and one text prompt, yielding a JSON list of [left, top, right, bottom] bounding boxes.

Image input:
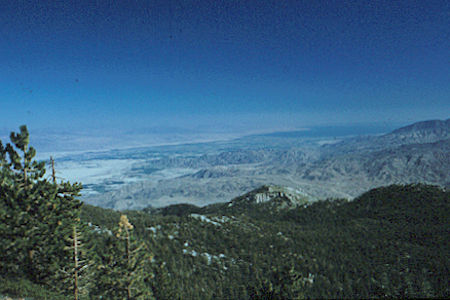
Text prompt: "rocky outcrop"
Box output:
[[228, 185, 310, 210]]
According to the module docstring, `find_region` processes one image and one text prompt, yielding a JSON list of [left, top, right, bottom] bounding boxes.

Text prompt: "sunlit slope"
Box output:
[[86, 119, 449, 210]]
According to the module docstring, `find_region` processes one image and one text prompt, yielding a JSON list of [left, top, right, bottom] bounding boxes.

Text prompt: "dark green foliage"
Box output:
[[58, 223, 94, 300], [81, 203, 122, 229], [0, 276, 71, 300], [150, 203, 203, 217], [0, 126, 83, 294], [91, 215, 154, 299], [83, 183, 448, 299]]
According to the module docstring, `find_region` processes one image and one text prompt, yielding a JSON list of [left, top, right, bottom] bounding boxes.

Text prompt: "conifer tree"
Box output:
[[150, 261, 176, 299], [58, 222, 93, 300], [0, 125, 83, 290], [93, 215, 154, 299]]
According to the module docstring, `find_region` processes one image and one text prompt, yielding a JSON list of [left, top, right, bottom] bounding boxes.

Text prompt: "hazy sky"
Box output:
[[1, 0, 449, 135]]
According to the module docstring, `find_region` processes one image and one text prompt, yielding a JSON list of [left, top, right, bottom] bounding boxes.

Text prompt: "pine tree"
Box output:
[[0, 125, 83, 290], [0, 139, 19, 273], [150, 261, 177, 299], [59, 223, 93, 300], [93, 215, 154, 299]]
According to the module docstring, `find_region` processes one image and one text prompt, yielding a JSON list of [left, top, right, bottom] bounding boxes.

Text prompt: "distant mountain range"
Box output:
[[321, 118, 450, 155], [85, 119, 449, 210]]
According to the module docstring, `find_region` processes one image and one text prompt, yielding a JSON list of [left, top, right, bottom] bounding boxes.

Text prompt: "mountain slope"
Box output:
[[299, 139, 450, 198], [82, 184, 449, 299], [200, 185, 310, 215], [86, 119, 450, 210], [3, 184, 449, 299], [321, 118, 450, 155]]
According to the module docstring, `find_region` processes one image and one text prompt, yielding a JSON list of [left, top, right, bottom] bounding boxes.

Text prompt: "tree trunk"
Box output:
[[73, 226, 79, 300]]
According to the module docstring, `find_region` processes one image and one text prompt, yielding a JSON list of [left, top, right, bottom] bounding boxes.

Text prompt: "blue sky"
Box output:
[[1, 0, 449, 137]]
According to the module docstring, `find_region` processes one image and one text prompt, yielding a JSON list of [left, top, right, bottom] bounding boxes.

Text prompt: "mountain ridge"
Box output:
[[85, 118, 450, 210], [321, 118, 450, 155]]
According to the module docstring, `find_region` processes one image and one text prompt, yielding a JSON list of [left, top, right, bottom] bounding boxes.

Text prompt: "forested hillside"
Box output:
[[1, 127, 449, 299]]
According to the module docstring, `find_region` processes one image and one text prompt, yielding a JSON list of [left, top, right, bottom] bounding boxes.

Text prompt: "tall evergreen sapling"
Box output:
[[93, 215, 154, 299], [59, 223, 93, 300]]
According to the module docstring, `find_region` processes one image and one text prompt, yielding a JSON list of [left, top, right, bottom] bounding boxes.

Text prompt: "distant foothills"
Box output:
[[78, 118, 449, 210]]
